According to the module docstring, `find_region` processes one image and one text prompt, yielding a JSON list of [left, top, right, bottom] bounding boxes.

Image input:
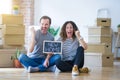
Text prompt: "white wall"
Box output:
[[34, 0, 120, 54], [34, 0, 120, 31]]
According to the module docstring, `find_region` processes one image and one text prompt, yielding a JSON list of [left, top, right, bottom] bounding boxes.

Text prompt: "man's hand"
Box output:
[[28, 27, 36, 53], [30, 27, 35, 34], [43, 59, 49, 67], [43, 53, 53, 67]]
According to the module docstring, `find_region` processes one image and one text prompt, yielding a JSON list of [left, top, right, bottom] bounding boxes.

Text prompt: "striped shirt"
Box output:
[[58, 38, 79, 61]]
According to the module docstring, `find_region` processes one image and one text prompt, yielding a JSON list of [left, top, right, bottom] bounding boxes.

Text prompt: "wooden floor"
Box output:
[[0, 60, 120, 80]]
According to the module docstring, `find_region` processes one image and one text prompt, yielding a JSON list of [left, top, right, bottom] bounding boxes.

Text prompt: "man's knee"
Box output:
[[18, 53, 26, 61], [54, 54, 61, 60]]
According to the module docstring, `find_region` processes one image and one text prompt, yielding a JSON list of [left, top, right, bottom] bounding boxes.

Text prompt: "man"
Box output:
[[18, 16, 61, 73]]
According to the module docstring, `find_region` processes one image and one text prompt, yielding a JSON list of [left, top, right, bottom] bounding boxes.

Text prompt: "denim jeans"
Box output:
[[18, 53, 61, 72], [55, 46, 84, 72]]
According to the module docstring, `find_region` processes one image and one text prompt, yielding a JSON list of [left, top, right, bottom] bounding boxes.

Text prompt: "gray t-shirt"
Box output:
[[58, 38, 79, 61], [28, 29, 54, 59]]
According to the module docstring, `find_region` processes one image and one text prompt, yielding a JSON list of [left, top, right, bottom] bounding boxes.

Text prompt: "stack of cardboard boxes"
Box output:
[[0, 25, 4, 48], [0, 14, 25, 48], [0, 14, 25, 67], [84, 18, 114, 67]]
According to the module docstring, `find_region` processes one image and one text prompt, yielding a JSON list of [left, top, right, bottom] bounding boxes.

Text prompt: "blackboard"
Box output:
[[43, 41, 62, 54]]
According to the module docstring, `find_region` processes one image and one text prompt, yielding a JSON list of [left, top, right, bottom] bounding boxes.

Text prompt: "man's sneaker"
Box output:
[[47, 65, 56, 72], [72, 66, 79, 76], [27, 66, 39, 73], [79, 67, 89, 73]]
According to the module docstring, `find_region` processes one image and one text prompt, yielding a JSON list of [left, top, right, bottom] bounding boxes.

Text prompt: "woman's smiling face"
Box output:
[[66, 23, 74, 38]]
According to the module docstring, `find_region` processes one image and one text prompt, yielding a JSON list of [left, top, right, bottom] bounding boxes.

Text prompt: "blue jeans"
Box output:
[[18, 53, 61, 72]]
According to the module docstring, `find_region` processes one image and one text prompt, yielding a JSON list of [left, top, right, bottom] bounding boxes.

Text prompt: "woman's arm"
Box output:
[[75, 31, 87, 50]]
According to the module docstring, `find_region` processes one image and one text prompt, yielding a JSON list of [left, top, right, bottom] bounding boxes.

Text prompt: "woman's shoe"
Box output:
[[79, 67, 89, 73], [72, 66, 79, 76]]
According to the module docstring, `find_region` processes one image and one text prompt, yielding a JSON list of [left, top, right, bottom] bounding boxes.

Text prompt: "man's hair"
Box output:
[[39, 16, 51, 24]]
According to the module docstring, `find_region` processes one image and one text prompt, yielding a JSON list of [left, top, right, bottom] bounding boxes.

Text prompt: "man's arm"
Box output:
[[43, 35, 54, 67], [43, 53, 53, 67], [28, 27, 36, 54]]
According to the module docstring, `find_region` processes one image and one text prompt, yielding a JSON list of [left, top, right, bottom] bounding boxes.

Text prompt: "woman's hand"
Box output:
[[75, 30, 87, 50], [75, 30, 81, 39]]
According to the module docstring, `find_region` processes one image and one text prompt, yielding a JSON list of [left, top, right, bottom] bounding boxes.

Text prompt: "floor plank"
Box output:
[[0, 60, 120, 80]]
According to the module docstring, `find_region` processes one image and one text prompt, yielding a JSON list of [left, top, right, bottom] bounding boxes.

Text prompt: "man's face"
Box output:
[[40, 19, 50, 34]]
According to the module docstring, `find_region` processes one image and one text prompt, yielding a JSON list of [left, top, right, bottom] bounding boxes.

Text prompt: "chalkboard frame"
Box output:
[[43, 40, 62, 54]]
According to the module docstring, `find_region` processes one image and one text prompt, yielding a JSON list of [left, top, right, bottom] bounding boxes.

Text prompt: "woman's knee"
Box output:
[[55, 56, 61, 66], [77, 46, 84, 53], [76, 46, 84, 58]]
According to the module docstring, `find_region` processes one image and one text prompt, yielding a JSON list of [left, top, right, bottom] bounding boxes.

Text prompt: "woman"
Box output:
[[55, 21, 88, 76]]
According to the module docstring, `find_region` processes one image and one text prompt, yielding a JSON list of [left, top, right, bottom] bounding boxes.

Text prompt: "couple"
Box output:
[[18, 16, 88, 76]]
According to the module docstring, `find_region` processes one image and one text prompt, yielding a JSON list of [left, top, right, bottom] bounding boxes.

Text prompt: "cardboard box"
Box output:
[[88, 27, 111, 35], [0, 38, 3, 48], [97, 18, 111, 27], [2, 45, 24, 49], [85, 43, 112, 54], [3, 24, 25, 35], [0, 38, 3, 44], [4, 35, 24, 45], [84, 53, 113, 67], [0, 25, 5, 38], [88, 35, 112, 44], [0, 39, 25, 49], [0, 49, 16, 67], [0, 14, 23, 25], [0, 49, 26, 67], [0, 45, 3, 48], [0, 30, 1, 36], [0, 24, 5, 27]]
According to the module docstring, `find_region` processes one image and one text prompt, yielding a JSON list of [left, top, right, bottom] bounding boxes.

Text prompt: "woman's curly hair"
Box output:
[[60, 21, 78, 41]]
